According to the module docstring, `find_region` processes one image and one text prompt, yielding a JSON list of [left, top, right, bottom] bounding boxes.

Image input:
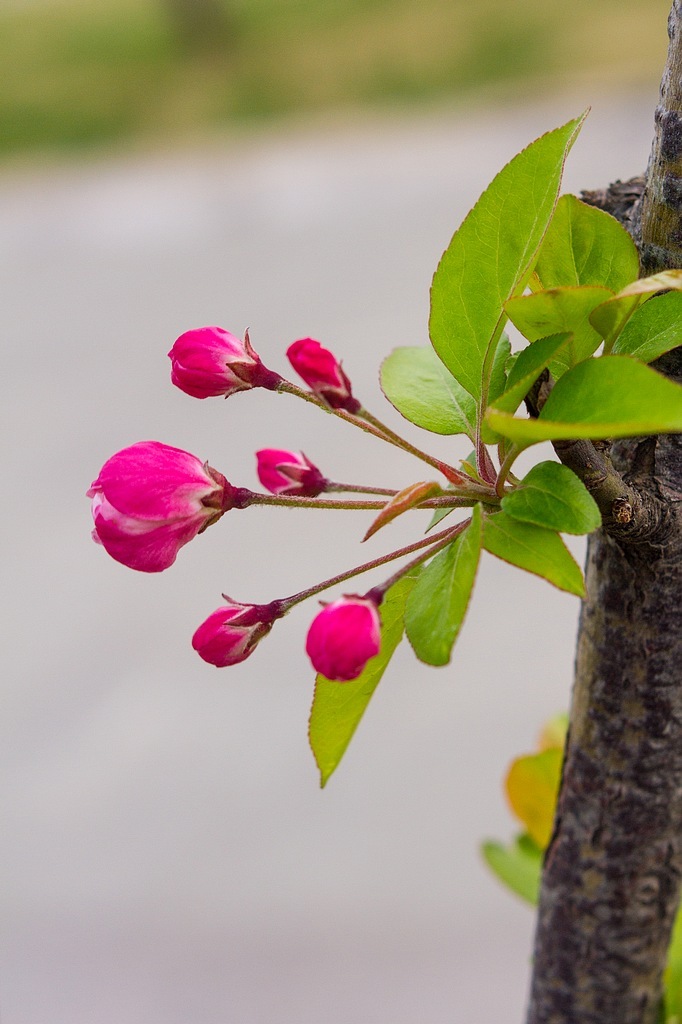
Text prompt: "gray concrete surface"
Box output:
[[0, 91, 659, 1023]]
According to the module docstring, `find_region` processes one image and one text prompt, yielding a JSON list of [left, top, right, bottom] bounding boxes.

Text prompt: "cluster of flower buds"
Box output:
[[89, 325, 484, 680]]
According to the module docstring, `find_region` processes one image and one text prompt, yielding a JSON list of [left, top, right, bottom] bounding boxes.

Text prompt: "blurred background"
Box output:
[[1, 1, 672, 1022]]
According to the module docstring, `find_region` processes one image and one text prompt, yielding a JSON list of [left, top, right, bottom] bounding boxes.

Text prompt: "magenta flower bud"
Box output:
[[286, 337, 360, 413], [305, 595, 381, 681], [192, 599, 280, 667], [256, 448, 327, 497], [87, 441, 239, 573], [169, 326, 281, 399]]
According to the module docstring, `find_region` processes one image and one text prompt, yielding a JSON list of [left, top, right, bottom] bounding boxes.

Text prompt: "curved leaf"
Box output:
[[363, 481, 441, 541], [590, 269, 682, 348], [486, 355, 682, 445], [491, 333, 571, 414], [613, 290, 682, 363]]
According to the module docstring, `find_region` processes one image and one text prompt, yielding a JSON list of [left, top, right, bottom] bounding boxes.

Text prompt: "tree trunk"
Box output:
[[526, 4, 682, 1022]]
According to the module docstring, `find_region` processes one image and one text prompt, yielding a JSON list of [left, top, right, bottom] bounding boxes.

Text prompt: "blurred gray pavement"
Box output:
[[1, 92, 658, 1023]]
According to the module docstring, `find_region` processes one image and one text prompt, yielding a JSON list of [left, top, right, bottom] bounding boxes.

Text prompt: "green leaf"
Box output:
[[505, 285, 612, 375], [405, 505, 483, 666], [486, 355, 682, 445], [482, 510, 585, 596], [308, 571, 418, 788], [380, 346, 476, 438], [613, 290, 682, 363], [481, 834, 542, 905], [501, 461, 601, 535], [491, 334, 572, 414], [590, 269, 682, 349], [535, 193, 639, 292], [429, 114, 586, 403]]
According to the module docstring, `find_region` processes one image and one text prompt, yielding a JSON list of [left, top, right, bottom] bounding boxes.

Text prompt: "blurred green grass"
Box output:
[[0, 0, 671, 157]]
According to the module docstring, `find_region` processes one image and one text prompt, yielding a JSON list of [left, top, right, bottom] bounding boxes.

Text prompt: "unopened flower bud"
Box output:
[[306, 594, 381, 681], [286, 337, 360, 413], [256, 449, 327, 497], [87, 441, 238, 572], [169, 326, 281, 398], [192, 598, 280, 667]]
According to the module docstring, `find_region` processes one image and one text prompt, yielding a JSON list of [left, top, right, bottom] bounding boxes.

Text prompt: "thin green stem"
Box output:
[[278, 522, 467, 612], [357, 407, 467, 484], [244, 491, 483, 511], [496, 443, 521, 497], [368, 516, 472, 602], [325, 482, 398, 496], [276, 379, 466, 484], [246, 492, 387, 511]]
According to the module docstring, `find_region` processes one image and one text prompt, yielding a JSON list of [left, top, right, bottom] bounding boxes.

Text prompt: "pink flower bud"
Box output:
[[192, 599, 280, 667], [305, 595, 381, 681], [256, 448, 327, 497], [87, 441, 240, 572], [169, 326, 281, 399], [286, 338, 360, 413]]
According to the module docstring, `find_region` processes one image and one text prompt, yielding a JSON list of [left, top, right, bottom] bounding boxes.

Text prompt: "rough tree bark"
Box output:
[[525, 4, 682, 1023]]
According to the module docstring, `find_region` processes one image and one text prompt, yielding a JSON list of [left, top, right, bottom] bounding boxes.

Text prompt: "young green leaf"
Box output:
[[380, 346, 477, 438], [535, 193, 639, 292], [363, 480, 441, 541], [491, 333, 572, 414], [429, 114, 586, 403], [613, 290, 682, 363], [501, 461, 601, 535], [486, 355, 682, 445], [405, 505, 482, 666], [308, 571, 419, 788], [482, 510, 585, 596], [590, 269, 682, 348], [505, 285, 612, 375], [481, 834, 542, 906]]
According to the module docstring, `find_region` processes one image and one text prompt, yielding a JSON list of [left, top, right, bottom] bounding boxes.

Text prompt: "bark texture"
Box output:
[[526, 5, 682, 1021]]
